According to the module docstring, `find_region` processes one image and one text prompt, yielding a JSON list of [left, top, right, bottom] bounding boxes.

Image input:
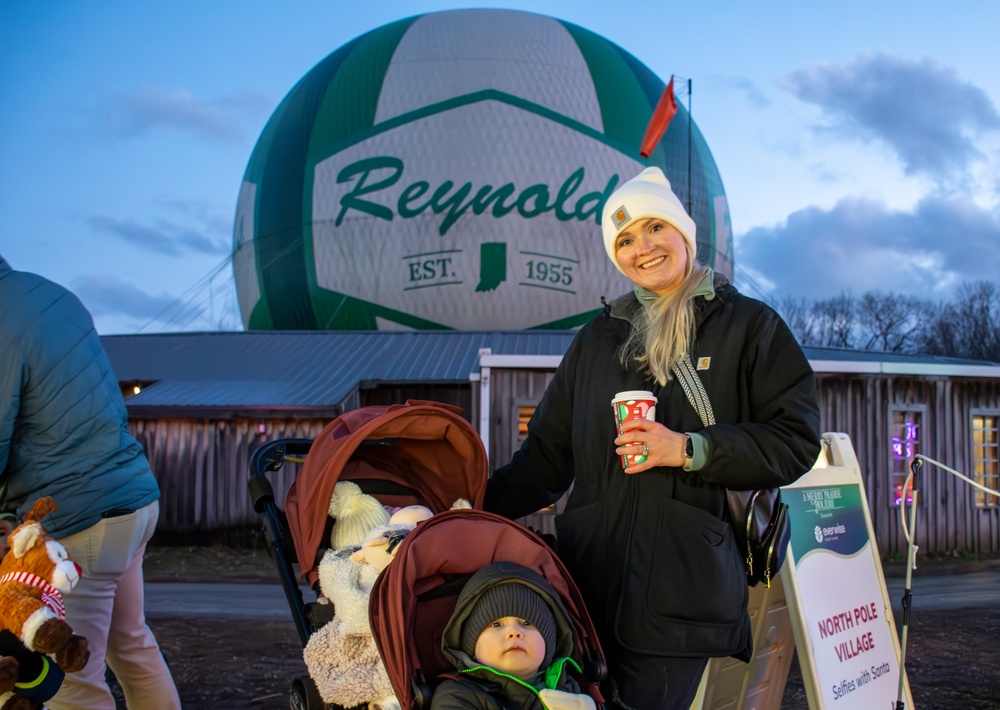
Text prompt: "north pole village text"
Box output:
[[818, 601, 879, 662], [819, 601, 893, 700]]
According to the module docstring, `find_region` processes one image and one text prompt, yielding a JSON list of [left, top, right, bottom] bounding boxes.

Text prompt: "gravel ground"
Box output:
[[137, 618, 306, 709], [139, 610, 1000, 710], [128, 546, 1000, 709]]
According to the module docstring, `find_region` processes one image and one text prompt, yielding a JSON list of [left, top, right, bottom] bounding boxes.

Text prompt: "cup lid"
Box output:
[[611, 390, 657, 404]]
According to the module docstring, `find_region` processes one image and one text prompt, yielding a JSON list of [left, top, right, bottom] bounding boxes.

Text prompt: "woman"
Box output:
[[484, 167, 821, 709]]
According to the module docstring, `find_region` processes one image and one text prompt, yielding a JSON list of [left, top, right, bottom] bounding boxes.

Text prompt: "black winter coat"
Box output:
[[485, 278, 821, 661]]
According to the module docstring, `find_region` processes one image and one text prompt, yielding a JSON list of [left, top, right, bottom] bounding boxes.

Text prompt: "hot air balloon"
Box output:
[[233, 8, 732, 330]]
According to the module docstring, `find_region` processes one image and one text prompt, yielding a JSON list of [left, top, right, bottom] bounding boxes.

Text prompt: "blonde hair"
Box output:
[[619, 242, 711, 385]]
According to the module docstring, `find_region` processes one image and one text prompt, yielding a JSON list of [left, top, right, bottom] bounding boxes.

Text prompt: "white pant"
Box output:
[[48, 501, 181, 710]]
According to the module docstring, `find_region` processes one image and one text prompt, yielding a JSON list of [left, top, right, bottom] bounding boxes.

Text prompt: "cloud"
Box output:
[[781, 52, 1000, 179], [160, 197, 235, 237], [713, 74, 770, 109], [88, 210, 230, 257], [106, 85, 272, 141], [73, 276, 201, 323], [735, 196, 1000, 302]]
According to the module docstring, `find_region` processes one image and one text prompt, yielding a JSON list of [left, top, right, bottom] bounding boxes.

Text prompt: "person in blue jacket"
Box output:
[[0, 254, 181, 709], [485, 168, 821, 709]]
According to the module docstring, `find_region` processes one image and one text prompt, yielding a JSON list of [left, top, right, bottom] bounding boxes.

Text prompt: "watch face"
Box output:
[[685, 436, 694, 457]]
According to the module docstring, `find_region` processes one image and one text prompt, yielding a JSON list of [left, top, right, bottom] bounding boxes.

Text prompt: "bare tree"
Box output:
[[919, 301, 960, 356], [899, 281, 1000, 360], [777, 297, 819, 346], [951, 282, 1000, 361], [812, 293, 856, 348], [774, 281, 1000, 361], [856, 292, 932, 352]]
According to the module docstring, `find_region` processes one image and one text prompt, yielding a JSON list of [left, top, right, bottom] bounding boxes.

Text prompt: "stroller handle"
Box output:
[[249, 438, 314, 477]]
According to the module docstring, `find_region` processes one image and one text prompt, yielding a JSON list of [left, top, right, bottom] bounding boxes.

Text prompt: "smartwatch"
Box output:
[[683, 434, 694, 470]]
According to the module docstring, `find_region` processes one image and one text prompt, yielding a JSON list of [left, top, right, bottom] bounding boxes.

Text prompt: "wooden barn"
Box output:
[[103, 331, 1000, 557], [475, 349, 1000, 559]]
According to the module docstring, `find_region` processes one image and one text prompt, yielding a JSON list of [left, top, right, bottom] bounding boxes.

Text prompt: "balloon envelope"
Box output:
[[233, 8, 733, 331]]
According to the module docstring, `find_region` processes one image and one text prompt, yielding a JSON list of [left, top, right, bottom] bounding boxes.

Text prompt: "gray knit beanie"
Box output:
[[461, 582, 557, 668]]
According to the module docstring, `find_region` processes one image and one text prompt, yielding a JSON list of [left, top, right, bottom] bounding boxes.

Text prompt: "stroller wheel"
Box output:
[[289, 675, 326, 710]]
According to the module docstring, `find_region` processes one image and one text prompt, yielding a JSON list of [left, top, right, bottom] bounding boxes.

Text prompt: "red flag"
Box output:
[[639, 76, 677, 158]]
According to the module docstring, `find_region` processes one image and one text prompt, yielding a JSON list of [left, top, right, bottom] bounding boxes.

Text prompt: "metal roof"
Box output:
[[803, 345, 1000, 377], [101, 330, 578, 414], [102, 331, 1000, 415]]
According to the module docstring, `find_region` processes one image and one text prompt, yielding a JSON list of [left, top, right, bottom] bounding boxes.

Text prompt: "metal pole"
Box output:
[[895, 458, 921, 709], [477, 348, 492, 465], [687, 78, 693, 215]]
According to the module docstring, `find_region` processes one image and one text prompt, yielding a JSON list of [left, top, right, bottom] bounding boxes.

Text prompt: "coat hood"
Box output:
[[440, 561, 579, 674]]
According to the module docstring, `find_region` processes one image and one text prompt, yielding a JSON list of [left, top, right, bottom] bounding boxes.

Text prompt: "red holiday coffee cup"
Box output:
[[612, 390, 657, 469]]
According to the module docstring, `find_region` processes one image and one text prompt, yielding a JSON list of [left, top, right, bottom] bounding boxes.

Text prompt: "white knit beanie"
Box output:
[[601, 166, 696, 274], [328, 481, 390, 551]]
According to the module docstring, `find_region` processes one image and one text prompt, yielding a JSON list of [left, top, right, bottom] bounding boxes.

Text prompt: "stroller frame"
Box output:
[[247, 401, 490, 708], [248, 437, 316, 645]]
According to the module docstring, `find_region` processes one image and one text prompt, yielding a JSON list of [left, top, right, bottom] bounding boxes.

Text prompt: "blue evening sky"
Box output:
[[2, 1, 998, 333]]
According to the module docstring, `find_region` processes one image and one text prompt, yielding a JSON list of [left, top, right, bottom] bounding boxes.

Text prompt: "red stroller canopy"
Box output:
[[285, 401, 488, 584]]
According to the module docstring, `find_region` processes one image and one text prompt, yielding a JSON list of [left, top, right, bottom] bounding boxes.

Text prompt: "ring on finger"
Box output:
[[641, 443, 649, 458]]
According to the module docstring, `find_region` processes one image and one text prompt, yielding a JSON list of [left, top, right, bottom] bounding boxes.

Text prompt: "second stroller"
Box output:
[[371, 509, 607, 709]]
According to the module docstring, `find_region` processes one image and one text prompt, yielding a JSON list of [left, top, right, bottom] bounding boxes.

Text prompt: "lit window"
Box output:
[[517, 406, 534, 446], [889, 409, 922, 507], [972, 414, 999, 508]]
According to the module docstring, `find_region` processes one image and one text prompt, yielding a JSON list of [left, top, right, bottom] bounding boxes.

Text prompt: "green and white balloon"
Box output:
[[233, 8, 732, 330]]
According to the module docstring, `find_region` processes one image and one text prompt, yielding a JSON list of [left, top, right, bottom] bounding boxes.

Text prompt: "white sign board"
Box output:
[[782, 432, 914, 709]]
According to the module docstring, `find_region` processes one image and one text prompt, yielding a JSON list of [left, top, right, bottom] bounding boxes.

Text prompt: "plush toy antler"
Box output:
[[0, 497, 89, 710], [22, 497, 55, 522], [8, 497, 57, 562]]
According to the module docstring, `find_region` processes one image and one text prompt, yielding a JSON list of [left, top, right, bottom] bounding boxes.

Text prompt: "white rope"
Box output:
[[893, 452, 999, 707], [914, 454, 1000, 498], [898, 454, 1000, 545], [899, 469, 916, 544]]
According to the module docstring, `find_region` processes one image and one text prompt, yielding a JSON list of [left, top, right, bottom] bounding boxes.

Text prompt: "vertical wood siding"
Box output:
[[129, 373, 1000, 558], [489, 370, 1000, 558], [130, 419, 328, 534], [814, 375, 1000, 557]]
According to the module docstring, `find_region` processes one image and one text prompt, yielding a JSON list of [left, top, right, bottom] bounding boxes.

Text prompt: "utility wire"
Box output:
[[137, 253, 242, 333]]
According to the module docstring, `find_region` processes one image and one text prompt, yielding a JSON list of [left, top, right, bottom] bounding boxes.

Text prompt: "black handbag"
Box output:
[[672, 356, 791, 587], [726, 487, 790, 587]]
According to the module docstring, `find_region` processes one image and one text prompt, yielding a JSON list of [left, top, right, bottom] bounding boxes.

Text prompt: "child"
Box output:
[[0, 510, 67, 708], [0, 512, 17, 558], [433, 560, 596, 710]]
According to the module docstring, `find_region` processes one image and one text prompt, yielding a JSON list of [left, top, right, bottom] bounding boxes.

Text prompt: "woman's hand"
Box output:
[[615, 419, 687, 473]]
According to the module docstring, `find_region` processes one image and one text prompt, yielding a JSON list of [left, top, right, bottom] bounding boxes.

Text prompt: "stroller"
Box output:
[[248, 400, 489, 709], [370, 507, 607, 709]]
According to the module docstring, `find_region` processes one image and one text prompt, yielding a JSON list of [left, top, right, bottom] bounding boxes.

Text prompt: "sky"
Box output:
[[2, 1, 999, 335]]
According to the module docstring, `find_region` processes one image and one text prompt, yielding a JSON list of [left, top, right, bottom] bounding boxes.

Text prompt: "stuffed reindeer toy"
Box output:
[[0, 497, 89, 709]]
